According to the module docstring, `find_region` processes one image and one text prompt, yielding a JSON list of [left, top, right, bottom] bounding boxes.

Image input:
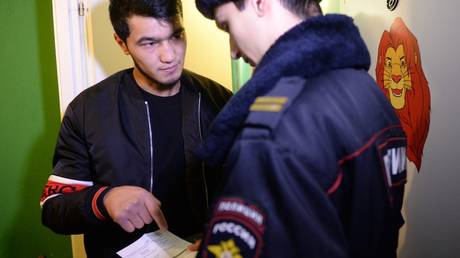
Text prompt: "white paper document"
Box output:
[[117, 230, 197, 258]]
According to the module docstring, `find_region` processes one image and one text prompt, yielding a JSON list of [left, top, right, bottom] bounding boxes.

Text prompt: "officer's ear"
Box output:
[[249, 0, 268, 17], [114, 33, 130, 55]]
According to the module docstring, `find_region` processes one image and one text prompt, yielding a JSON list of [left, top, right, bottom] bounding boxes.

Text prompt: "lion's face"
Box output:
[[383, 44, 412, 109], [376, 17, 431, 171]]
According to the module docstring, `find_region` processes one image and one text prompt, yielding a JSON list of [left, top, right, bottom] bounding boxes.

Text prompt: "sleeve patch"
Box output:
[[40, 176, 92, 205], [203, 198, 265, 258], [379, 139, 407, 187]]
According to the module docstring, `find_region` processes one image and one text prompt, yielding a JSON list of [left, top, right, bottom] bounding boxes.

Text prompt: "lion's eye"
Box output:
[[385, 60, 392, 68]]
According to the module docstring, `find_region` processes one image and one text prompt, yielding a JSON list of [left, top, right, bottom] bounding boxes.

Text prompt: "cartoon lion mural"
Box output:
[[376, 17, 431, 171]]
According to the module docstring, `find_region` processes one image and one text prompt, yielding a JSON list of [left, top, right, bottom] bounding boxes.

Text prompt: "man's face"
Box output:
[[116, 15, 186, 88], [215, 2, 257, 66]]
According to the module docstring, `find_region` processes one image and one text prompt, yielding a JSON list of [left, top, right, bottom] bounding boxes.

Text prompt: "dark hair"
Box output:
[[304, 0, 323, 16], [195, 0, 321, 19], [289, 0, 322, 17], [109, 0, 183, 42], [195, 0, 244, 19]]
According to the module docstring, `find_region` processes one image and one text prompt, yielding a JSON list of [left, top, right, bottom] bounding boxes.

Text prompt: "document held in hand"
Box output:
[[117, 230, 197, 258]]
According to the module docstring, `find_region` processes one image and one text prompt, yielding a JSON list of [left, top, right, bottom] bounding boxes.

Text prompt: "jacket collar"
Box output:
[[119, 68, 204, 99], [197, 14, 371, 166]]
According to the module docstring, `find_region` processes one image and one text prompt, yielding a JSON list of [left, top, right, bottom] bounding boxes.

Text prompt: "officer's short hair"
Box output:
[[109, 0, 183, 42], [195, 0, 321, 20]]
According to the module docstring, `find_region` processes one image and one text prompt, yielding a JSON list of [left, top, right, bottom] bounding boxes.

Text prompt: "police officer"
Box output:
[[194, 0, 407, 257]]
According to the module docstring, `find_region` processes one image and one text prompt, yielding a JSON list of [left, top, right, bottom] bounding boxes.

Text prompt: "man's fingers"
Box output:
[[116, 218, 136, 233], [145, 197, 168, 230], [104, 186, 167, 232], [139, 208, 154, 225], [151, 206, 168, 231], [130, 214, 145, 229]]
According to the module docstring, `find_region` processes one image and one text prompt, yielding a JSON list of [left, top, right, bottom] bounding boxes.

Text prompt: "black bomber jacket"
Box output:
[[40, 68, 232, 257]]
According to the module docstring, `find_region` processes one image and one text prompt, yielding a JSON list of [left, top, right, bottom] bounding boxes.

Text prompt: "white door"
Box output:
[[52, 0, 131, 116]]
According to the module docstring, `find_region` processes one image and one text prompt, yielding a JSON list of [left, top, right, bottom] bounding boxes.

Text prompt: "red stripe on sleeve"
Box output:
[[92, 186, 108, 220], [40, 180, 89, 203]]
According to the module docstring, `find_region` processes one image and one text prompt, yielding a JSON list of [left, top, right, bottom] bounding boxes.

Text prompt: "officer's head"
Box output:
[[196, 0, 322, 20], [109, 0, 186, 90], [195, 0, 322, 66]]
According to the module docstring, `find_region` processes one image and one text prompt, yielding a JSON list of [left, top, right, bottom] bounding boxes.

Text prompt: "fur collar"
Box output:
[[198, 14, 370, 166]]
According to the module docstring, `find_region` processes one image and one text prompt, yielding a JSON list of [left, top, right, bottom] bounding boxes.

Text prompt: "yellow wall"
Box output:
[[183, 1, 232, 90]]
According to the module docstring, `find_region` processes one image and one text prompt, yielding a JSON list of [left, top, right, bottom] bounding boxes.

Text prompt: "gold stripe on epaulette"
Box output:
[[254, 96, 288, 105], [249, 103, 283, 112]]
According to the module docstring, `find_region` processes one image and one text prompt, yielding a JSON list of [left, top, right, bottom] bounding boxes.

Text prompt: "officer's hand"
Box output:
[[188, 239, 201, 251], [103, 185, 168, 233]]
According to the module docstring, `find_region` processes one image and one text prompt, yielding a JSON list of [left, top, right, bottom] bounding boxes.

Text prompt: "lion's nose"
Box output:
[[392, 75, 402, 83]]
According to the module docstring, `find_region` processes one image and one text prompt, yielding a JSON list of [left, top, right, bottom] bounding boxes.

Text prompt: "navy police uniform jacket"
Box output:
[[197, 15, 407, 258]]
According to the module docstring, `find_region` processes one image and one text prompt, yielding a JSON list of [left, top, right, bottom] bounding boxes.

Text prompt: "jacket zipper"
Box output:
[[198, 92, 209, 208], [144, 101, 154, 193]]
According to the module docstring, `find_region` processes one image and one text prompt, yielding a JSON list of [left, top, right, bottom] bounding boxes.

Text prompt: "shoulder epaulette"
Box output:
[[244, 76, 306, 130]]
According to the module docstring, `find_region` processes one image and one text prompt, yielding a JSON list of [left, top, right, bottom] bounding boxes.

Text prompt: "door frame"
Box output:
[[52, 1, 92, 257], [52, 0, 93, 115]]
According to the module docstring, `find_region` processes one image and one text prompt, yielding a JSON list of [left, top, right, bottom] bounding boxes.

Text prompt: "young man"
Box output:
[[195, 0, 406, 257], [40, 0, 231, 257]]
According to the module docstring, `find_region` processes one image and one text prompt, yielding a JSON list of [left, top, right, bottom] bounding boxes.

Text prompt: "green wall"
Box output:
[[0, 0, 71, 257]]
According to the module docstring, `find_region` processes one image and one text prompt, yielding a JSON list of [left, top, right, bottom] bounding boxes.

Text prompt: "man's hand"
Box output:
[[103, 186, 168, 232]]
